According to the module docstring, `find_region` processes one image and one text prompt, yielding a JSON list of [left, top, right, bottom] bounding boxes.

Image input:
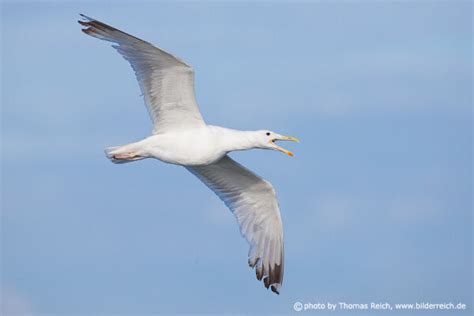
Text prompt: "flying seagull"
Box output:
[[78, 14, 298, 294]]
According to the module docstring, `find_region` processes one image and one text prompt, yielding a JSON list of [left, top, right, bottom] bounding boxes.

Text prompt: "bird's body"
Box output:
[[79, 14, 298, 294], [106, 126, 268, 166]]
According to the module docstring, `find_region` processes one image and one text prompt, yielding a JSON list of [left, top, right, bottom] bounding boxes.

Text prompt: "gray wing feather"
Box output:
[[78, 14, 205, 133], [187, 155, 284, 294]]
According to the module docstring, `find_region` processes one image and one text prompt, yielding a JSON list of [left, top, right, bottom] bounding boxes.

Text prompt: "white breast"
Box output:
[[143, 127, 227, 166]]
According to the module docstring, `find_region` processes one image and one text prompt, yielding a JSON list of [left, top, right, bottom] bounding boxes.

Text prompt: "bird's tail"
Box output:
[[104, 145, 145, 164]]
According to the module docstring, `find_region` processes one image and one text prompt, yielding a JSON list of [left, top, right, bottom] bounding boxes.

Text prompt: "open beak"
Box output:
[[270, 136, 300, 157]]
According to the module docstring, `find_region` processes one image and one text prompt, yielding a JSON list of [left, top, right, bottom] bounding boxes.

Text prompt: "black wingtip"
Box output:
[[78, 14, 90, 26], [79, 13, 94, 22], [271, 284, 280, 295]]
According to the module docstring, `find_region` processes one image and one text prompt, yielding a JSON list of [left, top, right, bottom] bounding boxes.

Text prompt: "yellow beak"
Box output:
[[270, 136, 300, 157]]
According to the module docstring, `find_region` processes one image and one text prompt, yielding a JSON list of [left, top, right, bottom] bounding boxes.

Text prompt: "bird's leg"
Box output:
[[113, 153, 142, 160]]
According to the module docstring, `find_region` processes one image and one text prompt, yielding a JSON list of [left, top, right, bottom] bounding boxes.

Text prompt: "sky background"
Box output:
[[1, 1, 472, 315]]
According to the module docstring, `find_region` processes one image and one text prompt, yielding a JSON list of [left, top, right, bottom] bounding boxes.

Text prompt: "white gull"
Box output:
[[79, 14, 299, 294]]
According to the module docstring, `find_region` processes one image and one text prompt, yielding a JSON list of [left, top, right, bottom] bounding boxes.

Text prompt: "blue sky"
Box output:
[[1, 1, 472, 315]]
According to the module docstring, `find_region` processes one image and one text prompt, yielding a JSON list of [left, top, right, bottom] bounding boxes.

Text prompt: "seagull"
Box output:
[[78, 14, 299, 294]]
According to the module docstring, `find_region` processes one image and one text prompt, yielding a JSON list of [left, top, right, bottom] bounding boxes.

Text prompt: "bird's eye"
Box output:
[[266, 132, 271, 136]]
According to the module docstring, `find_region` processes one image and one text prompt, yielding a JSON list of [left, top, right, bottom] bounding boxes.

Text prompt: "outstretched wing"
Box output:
[[187, 156, 284, 294], [78, 14, 205, 134]]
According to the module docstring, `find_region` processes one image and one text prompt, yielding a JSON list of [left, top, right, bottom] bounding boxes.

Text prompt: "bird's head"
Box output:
[[255, 130, 300, 157]]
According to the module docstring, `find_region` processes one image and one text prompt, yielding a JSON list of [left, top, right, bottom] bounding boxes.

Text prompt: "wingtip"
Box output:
[[264, 276, 281, 294], [270, 284, 281, 295], [248, 256, 258, 268], [78, 14, 92, 28], [79, 13, 94, 22], [81, 28, 93, 36]]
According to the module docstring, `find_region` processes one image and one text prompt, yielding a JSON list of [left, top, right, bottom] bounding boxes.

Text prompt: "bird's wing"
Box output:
[[186, 155, 284, 294], [78, 14, 205, 134]]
